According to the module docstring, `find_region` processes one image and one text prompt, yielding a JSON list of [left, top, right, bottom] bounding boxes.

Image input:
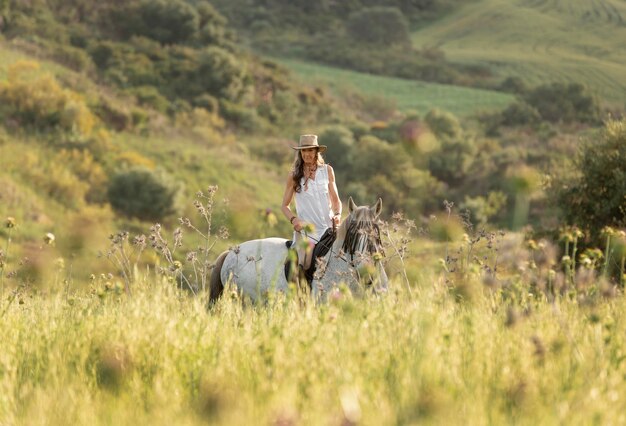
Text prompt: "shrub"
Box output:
[[108, 0, 200, 45], [523, 82, 601, 124], [51, 44, 94, 72], [346, 7, 411, 47], [127, 86, 170, 113], [319, 126, 355, 175], [107, 167, 183, 221], [0, 61, 95, 136], [500, 102, 541, 127], [219, 100, 266, 133], [555, 119, 626, 237], [428, 136, 477, 186], [424, 108, 461, 139]]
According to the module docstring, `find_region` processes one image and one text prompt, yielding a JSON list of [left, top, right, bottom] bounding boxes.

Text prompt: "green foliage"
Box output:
[[499, 101, 541, 127], [51, 44, 94, 72], [319, 125, 355, 175], [219, 100, 266, 133], [523, 83, 601, 124], [192, 46, 248, 101], [424, 109, 476, 186], [461, 191, 507, 226], [105, 0, 199, 45], [424, 108, 461, 139], [347, 7, 410, 46], [127, 86, 169, 113], [107, 167, 183, 221], [499, 76, 528, 94], [555, 119, 626, 237]]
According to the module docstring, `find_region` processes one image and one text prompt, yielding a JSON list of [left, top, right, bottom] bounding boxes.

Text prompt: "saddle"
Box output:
[[284, 228, 336, 287]]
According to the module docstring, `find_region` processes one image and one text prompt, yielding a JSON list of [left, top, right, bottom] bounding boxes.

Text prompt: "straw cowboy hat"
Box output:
[[292, 134, 327, 152]]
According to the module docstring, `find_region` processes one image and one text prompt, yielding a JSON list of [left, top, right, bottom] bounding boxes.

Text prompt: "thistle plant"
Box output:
[[431, 201, 506, 301], [379, 211, 415, 296], [100, 231, 146, 296], [176, 185, 229, 293], [100, 186, 228, 296]]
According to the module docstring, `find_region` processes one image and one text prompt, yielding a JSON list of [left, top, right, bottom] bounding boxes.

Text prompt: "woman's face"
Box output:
[[301, 148, 318, 165]]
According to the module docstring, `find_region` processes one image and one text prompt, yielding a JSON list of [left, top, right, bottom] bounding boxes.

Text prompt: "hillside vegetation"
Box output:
[[411, 0, 626, 104]]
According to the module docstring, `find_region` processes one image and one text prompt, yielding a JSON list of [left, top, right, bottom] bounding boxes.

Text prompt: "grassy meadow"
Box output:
[[272, 58, 514, 116], [411, 0, 626, 104], [2, 267, 626, 425]]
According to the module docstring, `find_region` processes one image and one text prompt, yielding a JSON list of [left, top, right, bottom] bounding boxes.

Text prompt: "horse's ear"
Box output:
[[371, 198, 382, 218], [348, 196, 357, 213]]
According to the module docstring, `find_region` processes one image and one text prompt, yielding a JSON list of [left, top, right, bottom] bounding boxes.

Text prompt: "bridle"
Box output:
[[302, 217, 383, 282]]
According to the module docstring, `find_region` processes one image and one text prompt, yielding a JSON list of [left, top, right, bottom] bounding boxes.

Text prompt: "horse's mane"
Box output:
[[337, 207, 382, 257]]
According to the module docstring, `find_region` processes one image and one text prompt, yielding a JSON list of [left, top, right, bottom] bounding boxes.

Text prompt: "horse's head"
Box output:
[[337, 197, 387, 290]]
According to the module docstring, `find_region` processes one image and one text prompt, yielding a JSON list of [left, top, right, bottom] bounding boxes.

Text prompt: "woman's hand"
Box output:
[[293, 218, 303, 232], [332, 214, 341, 229]]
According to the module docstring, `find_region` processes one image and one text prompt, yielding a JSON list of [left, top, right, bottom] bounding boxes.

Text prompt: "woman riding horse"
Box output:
[[209, 197, 387, 304], [280, 134, 342, 282]]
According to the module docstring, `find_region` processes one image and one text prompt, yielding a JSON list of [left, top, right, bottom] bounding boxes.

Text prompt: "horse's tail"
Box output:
[[208, 250, 229, 306]]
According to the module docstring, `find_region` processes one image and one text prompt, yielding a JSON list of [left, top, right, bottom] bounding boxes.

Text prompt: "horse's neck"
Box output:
[[332, 225, 348, 254]]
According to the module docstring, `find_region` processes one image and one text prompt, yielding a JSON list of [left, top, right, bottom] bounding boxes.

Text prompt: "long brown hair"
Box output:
[[291, 149, 325, 193]]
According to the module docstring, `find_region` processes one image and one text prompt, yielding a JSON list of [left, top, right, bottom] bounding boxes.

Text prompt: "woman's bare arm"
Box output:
[[281, 173, 302, 231], [327, 165, 342, 227]]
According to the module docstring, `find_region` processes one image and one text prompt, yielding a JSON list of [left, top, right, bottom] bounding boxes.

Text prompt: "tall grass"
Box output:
[[2, 273, 626, 425]]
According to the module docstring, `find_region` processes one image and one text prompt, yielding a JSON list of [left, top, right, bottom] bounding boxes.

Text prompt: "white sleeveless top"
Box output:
[[294, 164, 332, 242]]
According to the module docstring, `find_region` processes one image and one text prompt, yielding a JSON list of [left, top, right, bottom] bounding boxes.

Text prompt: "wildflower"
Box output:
[[43, 232, 55, 245], [218, 226, 229, 239], [601, 226, 615, 237], [572, 227, 584, 239], [5, 217, 16, 228], [89, 274, 96, 281], [132, 235, 146, 248], [171, 261, 183, 271], [561, 255, 571, 266]]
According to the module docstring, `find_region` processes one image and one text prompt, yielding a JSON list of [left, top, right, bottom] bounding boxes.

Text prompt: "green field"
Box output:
[[273, 57, 515, 117], [412, 0, 626, 104]]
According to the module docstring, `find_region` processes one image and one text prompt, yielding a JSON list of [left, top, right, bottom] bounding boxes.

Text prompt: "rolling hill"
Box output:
[[272, 58, 514, 117], [411, 0, 626, 104]]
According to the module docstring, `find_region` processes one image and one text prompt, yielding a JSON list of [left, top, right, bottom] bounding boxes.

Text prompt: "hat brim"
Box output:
[[292, 145, 327, 153]]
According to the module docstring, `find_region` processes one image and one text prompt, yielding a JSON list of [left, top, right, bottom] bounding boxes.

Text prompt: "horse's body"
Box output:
[[209, 198, 388, 303]]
